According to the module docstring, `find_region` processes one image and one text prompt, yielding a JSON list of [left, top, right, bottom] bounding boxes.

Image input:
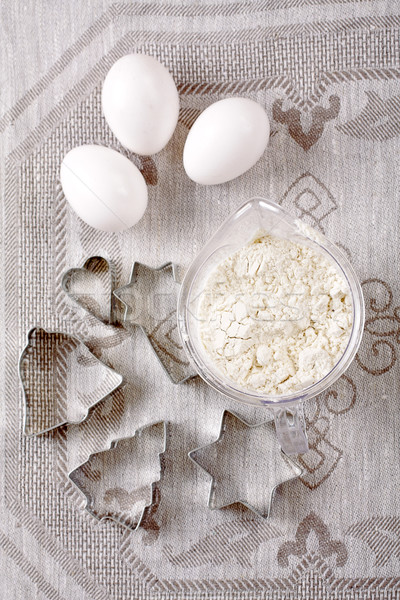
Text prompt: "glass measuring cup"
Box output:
[[177, 198, 365, 455]]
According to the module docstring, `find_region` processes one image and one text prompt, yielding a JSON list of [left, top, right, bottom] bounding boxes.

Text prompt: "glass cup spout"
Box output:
[[177, 198, 365, 455]]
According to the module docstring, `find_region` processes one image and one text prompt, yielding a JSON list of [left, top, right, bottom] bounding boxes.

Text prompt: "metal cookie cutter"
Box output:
[[19, 327, 123, 436], [69, 421, 167, 531], [189, 410, 302, 519], [114, 261, 196, 384], [62, 256, 119, 326]]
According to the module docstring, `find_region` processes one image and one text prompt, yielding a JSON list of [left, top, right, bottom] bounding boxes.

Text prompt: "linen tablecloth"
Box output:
[[2, 1, 400, 598]]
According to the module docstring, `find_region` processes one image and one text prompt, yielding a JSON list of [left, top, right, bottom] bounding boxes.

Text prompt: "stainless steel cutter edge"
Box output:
[[18, 326, 124, 436], [188, 409, 303, 519], [68, 420, 168, 532], [113, 261, 195, 385], [61, 255, 119, 326]]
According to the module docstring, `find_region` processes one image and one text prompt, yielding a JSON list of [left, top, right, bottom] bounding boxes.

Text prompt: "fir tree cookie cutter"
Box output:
[[62, 256, 119, 326], [69, 421, 167, 531], [189, 410, 303, 519], [19, 327, 123, 436], [114, 261, 196, 384]]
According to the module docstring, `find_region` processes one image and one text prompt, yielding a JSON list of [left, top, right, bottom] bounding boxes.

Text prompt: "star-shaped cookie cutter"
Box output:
[[68, 421, 167, 531], [189, 410, 303, 519], [113, 261, 196, 384], [18, 327, 124, 436]]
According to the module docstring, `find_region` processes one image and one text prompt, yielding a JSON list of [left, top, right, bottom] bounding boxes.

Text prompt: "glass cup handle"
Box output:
[[274, 403, 309, 455]]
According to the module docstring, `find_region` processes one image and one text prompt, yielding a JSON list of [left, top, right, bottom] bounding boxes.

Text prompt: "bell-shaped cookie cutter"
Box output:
[[68, 421, 167, 531], [18, 327, 124, 436]]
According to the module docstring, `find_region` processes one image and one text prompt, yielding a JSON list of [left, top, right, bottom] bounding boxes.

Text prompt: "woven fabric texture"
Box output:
[[2, 1, 400, 598]]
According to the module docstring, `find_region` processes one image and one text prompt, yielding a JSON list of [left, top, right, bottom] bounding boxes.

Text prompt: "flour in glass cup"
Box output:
[[198, 231, 353, 396]]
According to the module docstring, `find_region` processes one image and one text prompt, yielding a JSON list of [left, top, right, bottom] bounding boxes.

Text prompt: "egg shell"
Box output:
[[60, 145, 148, 232], [102, 54, 180, 156], [183, 97, 270, 185]]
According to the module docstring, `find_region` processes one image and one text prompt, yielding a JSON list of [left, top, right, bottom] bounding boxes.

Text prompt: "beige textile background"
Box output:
[[2, 0, 400, 598]]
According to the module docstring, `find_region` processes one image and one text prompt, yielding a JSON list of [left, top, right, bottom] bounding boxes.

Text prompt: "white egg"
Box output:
[[102, 54, 179, 156], [183, 97, 270, 185], [60, 145, 148, 232]]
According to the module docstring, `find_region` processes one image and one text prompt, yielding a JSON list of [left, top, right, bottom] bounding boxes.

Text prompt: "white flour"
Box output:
[[199, 232, 353, 395]]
